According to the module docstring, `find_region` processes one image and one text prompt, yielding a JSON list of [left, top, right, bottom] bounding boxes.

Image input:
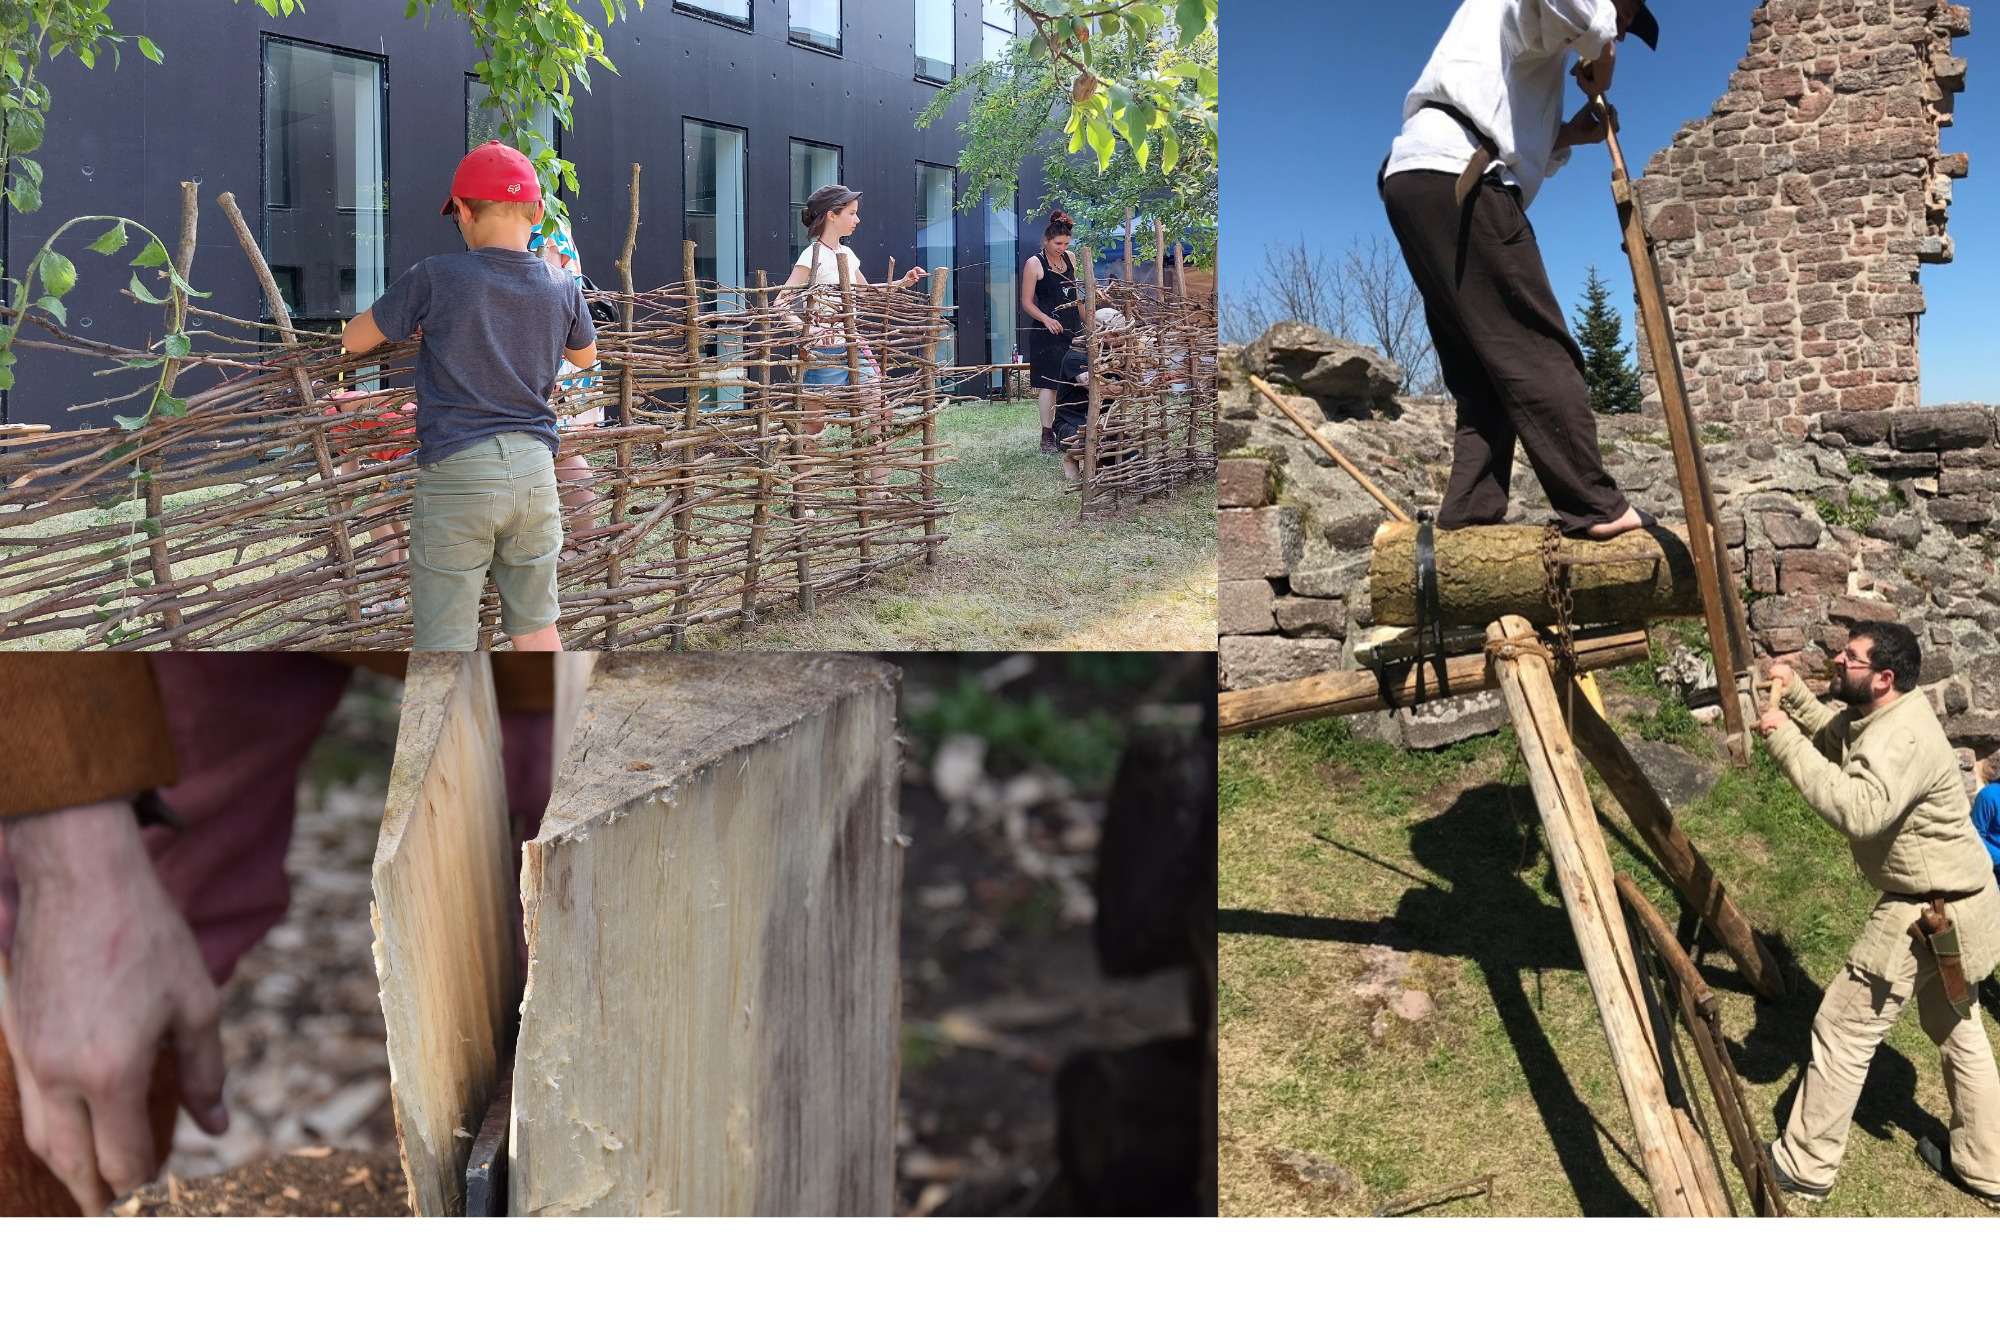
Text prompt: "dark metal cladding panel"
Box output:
[[8, 0, 1022, 424]]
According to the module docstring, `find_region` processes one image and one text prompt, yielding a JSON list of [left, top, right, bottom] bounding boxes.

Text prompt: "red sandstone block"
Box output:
[[1217, 458, 1273, 509], [1778, 549, 1851, 597]]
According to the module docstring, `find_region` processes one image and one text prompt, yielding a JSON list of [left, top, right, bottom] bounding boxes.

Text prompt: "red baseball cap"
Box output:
[[441, 141, 542, 216]]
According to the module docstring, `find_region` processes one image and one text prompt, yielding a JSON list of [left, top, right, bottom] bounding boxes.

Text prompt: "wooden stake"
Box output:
[[214, 191, 364, 626], [371, 653, 520, 1216], [1079, 246, 1100, 511], [921, 268, 947, 567], [1563, 676, 1786, 1001], [606, 162, 642, 649], [673, 239, 701, 649], [744, 270, 773, 624], [510, 654, 902, 1215], [149, 180, 200, 647], [1486, 614, 1724, 1216]]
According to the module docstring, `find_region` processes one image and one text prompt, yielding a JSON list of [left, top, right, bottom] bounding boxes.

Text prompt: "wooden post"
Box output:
[[743, 270, 773, 626], [1602, 104, 1754, 764], [370, 653, 520, 1216], [605, 162, 642, 649], [1123, 206, 1134, 284], [1485, 614, 1725, 1216], [149, 181, 200, 646], [1563, 675, 1787, 1002], [215, 191, 364, 627], [510, 653, 903, 1216], [1078, 246, 1100, 512], [1218, 625, 1652, 735], [921, 267, 946, 567], [674, 239, 700, 649], [836, 251, 872, 573]]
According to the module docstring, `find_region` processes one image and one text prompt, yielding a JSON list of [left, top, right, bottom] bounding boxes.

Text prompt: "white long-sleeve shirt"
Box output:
[[1383, 0, 1619, 208]]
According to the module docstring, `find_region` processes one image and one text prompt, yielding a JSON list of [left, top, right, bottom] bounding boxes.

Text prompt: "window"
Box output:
[[981, 0, 1015, 62], [465, 77, 558, 157], [790, 140, 843, 256], [984, 190, 1016, 375], [675, 0, 752, 26], [262, 37, 387, 325], [914, 0, 954, 83], [791, 0, 841, 52], [916, 163, 956, 364], [686, 120, 747, 403]]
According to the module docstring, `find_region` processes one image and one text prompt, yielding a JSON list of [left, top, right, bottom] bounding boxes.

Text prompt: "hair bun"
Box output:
[[800, 206, 815, 227], [1050, 209, 1073, 227]]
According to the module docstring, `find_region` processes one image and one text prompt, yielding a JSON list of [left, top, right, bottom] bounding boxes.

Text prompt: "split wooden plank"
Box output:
[[1561, 673, 1787, 1002], [510, 653, 903, 1216], [1218, 625, 1650, 736], [1371, 522, 1701, 628], [1486, 614, 1724, 1216], [370, 652, 521, 1217]]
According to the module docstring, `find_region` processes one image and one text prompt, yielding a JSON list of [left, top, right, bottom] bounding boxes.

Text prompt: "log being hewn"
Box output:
[[1218, 625, 1650, 735], [371, 652, 521, 1217], [1486, 615, 1724, 1217], [1564, 677, 1786, 1002], [1371, 522, 1702, 627], [509, 653, 902, 1216]]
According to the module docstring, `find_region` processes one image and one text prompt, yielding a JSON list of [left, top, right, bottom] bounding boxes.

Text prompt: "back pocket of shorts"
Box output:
[[499, 483, 562, 565], [415, 491, 496, 572]]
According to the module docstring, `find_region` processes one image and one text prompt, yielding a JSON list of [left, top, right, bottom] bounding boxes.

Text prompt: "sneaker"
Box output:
[[1765, 1143, 1832, 1201], [1917, 1137, 2000, 1209]]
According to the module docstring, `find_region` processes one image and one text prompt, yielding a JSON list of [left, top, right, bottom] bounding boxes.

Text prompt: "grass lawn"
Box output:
[[1220, 628, 2000, 1217], [690, 401, 1216, 650]]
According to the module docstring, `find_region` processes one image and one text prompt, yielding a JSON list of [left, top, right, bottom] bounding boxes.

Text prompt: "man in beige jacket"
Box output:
[[1757, 620, 2000, 1205]]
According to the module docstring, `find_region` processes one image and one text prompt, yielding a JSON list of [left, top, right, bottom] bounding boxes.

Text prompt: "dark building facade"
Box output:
[[5, 0, 1046, 426]]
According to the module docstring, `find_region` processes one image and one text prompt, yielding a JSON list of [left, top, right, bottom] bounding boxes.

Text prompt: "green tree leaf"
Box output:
[[114, 412, 152, 432], [34, 294, 66, 325], [132, 239, 171, 268], [38, 250, 77, 297], [87, 220, 129, 254], [163, 331, 191, 358], [129, 273, 164, 304]]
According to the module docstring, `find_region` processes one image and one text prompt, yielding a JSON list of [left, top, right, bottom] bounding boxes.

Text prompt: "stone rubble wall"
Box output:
[[1636, 1, 1970, 439], [1220, 338, 2000, 760]]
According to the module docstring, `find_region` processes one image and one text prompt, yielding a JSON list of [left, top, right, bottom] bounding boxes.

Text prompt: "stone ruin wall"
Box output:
[[1636, 0, 1970, 438]]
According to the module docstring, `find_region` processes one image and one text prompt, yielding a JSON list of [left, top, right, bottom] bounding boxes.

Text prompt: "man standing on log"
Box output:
[[1380, 0, 1658, 539], [1756, 622, 2000, 1207]]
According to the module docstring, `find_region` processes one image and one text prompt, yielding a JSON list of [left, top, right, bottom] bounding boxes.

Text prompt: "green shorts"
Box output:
[[408, 432, 561, 650]]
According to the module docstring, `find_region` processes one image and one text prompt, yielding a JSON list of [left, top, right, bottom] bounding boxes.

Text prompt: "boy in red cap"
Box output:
[[341, 141, 597, 651]]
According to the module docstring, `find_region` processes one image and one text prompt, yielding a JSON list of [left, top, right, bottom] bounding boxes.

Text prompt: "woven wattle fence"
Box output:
[[0, 180, 1214, 650]]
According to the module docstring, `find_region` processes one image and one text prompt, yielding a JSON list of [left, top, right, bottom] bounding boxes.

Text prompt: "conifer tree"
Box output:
[[1574, 266, 1643, 414]]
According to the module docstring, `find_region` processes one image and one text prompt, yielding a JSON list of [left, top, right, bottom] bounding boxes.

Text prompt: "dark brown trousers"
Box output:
[[1381, 168, 1629, 534]]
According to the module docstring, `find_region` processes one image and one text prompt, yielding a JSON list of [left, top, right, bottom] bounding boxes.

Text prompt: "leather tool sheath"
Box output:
[[1910, 894, 1976, 1022]]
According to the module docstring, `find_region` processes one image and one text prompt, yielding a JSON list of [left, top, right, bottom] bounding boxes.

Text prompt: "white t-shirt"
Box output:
[[794, 241, 864, 349], [1382, 0, 1619, 208]]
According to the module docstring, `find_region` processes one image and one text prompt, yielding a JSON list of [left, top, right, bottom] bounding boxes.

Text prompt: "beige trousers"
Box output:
[[1774, 940, 2000, 1196]]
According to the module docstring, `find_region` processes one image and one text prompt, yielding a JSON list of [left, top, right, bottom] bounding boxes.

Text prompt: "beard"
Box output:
[[1829, 670, 1874, 707]]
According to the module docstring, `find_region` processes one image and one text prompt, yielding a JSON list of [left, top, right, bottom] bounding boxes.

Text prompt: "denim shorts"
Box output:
[[408, 431, 562, 650], [802, 350, 880, 387]]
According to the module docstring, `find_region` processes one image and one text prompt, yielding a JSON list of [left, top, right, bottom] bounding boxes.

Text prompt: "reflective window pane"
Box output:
[[676, 0, 752, 23], [915, 0, 954, 83], [791, 0, 841, 52], [465, 77, 557, 157], [790, 141, 843, 256], [985, 191, 1016, 373], [685, 120, 747, 294], [916, 163, 955, 364], [263, 38, 387, 323]]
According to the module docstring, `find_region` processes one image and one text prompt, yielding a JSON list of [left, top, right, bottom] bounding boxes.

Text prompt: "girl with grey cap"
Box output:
[[778, 184, 926, 440]]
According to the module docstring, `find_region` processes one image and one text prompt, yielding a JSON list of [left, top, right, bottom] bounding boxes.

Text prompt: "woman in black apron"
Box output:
[[1023, 210, 1082, 453]]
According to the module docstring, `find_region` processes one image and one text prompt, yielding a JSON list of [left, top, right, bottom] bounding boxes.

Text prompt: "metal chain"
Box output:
[[1539, 521, 1579, 679]]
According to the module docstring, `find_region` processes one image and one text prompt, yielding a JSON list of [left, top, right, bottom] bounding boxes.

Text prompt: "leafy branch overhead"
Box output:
[[1, 0, 167, 217], [1017, 0, 1217, 173]]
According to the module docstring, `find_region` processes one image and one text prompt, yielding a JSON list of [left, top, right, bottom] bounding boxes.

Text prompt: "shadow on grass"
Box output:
[[1224, 777, 1954, 1211]]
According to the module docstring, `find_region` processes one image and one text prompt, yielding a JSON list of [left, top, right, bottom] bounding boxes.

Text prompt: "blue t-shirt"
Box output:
[[1973, 782, 2000, 870], [368, 248, 595, 466]]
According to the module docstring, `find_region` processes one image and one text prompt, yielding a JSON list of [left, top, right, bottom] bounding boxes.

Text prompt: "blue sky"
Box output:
[[1221, 0, 1996, 405]]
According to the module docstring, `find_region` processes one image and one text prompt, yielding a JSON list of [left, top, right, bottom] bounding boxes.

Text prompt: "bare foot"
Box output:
[[1583, 505, 1652, 540]]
